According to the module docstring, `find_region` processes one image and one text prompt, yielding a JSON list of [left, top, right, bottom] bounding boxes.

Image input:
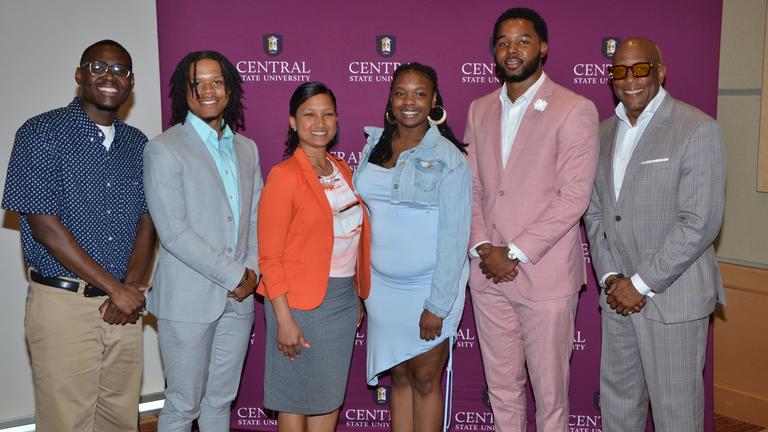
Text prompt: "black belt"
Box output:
[[30, 270, 108, 297]]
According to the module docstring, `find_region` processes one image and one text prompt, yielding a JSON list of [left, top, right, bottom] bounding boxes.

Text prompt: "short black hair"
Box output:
[[285, 82, 338, 156], [80, 39, 132, 67], [493, 7, 548, 44], [168, 50, 245, 131]]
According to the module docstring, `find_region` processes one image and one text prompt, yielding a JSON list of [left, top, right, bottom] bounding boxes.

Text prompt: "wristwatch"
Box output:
[[506, 247, 519, 262]]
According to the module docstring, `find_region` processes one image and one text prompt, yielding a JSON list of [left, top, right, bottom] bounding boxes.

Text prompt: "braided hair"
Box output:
[[169, 51, 245, 131], [368, 63, 467, 165]]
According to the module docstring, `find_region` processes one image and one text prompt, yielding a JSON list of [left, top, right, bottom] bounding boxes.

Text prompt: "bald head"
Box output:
[[614, 37, 662, 66], [610, 37, 667, 125]]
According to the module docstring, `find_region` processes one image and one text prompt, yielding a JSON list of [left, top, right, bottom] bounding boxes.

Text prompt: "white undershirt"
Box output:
[[95, 123, 116, 150]]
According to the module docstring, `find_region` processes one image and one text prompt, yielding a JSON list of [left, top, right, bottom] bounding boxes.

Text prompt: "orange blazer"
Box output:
[[257, 147, 371, 310]]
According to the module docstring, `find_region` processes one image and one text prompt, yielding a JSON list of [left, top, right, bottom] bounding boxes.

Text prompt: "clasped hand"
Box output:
[[478, 244, 519, 283], [227, 268, 258, 302], [100, 281, 149, 325], [605, 275, 646, 316]]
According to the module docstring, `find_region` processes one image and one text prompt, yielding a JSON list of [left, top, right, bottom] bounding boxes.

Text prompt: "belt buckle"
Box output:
[[83, 285, 106, 297]]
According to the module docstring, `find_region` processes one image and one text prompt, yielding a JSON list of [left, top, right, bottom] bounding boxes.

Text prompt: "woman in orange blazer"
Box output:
[[257, 82, 370, 431]]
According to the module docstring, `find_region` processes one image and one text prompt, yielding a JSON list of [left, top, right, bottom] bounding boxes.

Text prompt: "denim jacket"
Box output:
[[353, 124, 471, 318]]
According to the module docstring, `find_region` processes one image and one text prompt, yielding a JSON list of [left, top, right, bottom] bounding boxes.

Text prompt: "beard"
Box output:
[[497, 52, 542, 83]]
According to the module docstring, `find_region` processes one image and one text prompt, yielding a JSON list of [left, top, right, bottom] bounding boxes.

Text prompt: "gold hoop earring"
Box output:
[[428, 106, 447, 125], [385, 111, 397, 125]]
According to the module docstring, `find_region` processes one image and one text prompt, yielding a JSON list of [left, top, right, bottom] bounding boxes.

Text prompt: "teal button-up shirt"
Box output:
[[187, 112, 240, 236]]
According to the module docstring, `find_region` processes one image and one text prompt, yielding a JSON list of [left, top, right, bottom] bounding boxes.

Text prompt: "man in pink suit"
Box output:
[[464, 8, 599, 431]]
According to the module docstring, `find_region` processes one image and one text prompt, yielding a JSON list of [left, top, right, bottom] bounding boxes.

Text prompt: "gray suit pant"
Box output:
[[157, 299, 254, 432], [600, 299, 709, 432]]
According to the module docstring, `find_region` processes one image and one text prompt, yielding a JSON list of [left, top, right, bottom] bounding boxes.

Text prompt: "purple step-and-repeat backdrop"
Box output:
[[155, 2, 722, 430]]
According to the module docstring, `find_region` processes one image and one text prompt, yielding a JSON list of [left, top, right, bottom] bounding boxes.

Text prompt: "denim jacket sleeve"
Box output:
[[423, 154, 472, 318]]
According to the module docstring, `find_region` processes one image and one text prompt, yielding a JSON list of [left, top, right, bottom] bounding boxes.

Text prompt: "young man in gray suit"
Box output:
[[144, 51, 262, 431], [584, 38, 725, 431]]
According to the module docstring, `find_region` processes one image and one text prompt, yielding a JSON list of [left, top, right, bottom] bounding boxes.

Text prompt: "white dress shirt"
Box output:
[[469, 73, 547, 262], [500, 73, 547, 169], [601, 87, 668, 297]]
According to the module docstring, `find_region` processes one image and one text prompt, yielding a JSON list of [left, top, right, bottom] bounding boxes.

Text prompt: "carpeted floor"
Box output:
[[714, 414, 767, 432]]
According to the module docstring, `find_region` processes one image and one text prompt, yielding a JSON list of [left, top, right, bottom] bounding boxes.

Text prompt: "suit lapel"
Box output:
[[503, 79, 554, 174], [617, 95, 673, 207], [486, 90, 504, 175], [295, 148, 333, 226], [181, 122, 234, 220], [233, 135, 250, 241], [603, 119, 620, 204]]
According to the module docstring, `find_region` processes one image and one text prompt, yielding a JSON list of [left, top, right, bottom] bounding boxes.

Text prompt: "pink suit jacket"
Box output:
[[465, 78, 599, 301]]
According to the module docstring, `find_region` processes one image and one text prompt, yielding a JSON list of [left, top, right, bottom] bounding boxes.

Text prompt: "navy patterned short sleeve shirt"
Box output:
[[2, 97, 149, 280]]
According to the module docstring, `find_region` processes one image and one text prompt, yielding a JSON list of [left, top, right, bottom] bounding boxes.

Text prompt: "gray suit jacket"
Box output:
[[144, 121, 263, 323], [584, 94, 726, 324]]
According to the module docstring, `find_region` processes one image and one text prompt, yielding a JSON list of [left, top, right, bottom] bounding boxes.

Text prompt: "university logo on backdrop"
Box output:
[[602, 37, 621, 59], [376, 35, 396, 57], [235, 407, 277, 428], [458, 37, 500, 86], [348, 34, 401, 84], [343, 407, 391, 429], [237, 33, 311, 83], [455, 327, 477, 349], [372, 385, 391, 405], [263, 34, 283, 56], [571, 36, 620, 86]]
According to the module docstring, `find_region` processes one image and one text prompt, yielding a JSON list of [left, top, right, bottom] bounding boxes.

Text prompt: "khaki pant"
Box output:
[[25, 279, 142, 432]]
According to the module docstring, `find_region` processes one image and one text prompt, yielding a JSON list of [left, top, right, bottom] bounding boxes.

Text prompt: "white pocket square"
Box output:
[[640, 158, 669, 165]]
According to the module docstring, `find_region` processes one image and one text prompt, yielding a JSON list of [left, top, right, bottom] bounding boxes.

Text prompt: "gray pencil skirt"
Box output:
[[263, 276, 358, 415]]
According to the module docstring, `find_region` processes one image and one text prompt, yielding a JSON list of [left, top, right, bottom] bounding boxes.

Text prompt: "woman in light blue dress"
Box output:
[[353, 63, 471, 432]]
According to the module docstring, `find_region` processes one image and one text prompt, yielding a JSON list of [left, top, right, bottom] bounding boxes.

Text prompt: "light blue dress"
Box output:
[[356, 162, 468, 385]]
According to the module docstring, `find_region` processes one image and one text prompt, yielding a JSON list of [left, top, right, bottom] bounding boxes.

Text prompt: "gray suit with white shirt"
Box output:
[[144, 121, 262, 431], [584, 93, 725, 432]]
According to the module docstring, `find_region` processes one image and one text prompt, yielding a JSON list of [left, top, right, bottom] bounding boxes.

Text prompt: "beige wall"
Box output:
[[714, 263, 768, 426], [714, 1, 768, 426], [0, 0, 164, 423], [717, 0, 768, 267]]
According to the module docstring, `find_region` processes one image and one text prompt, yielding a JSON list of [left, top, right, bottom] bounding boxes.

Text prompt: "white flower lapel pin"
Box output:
[[534, 99, 548, 111]]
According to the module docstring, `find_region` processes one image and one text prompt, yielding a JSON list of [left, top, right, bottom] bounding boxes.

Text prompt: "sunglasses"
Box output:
[[79, 60, 132, 78], [607, 62, 657, 80]]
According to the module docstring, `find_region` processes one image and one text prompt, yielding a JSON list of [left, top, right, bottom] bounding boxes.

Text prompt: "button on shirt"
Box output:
[[499, 72, 546, 169], [1, 97, 149, 279], [605, 87, 668, 297], [187, 112, 240, 237], [613, 87, 667, 198], [469, 74, 547, 263]]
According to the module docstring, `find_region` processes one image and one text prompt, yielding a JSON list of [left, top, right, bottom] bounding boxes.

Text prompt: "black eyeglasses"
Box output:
[[79, 60, 132, 78], [607, 62, 658, 80]]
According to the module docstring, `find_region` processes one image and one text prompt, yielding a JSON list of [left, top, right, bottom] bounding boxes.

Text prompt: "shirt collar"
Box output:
[[615, 87, 667, 127], [186, 111, 233, 149], [499, 72, 547, 107], [68, 97, 123, 129]]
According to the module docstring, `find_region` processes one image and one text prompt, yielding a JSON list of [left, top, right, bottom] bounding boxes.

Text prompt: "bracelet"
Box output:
[[604, 273, 624, 289], [236, 269, 248, 287]]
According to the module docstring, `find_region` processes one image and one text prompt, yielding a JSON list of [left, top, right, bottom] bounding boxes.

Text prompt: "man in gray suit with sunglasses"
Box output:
[[584, 37, 725, 431]]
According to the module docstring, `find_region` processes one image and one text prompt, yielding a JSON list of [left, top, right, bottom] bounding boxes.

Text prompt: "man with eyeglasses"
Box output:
[[584, 37, 725, 431], [2, 40, 155, 431]]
